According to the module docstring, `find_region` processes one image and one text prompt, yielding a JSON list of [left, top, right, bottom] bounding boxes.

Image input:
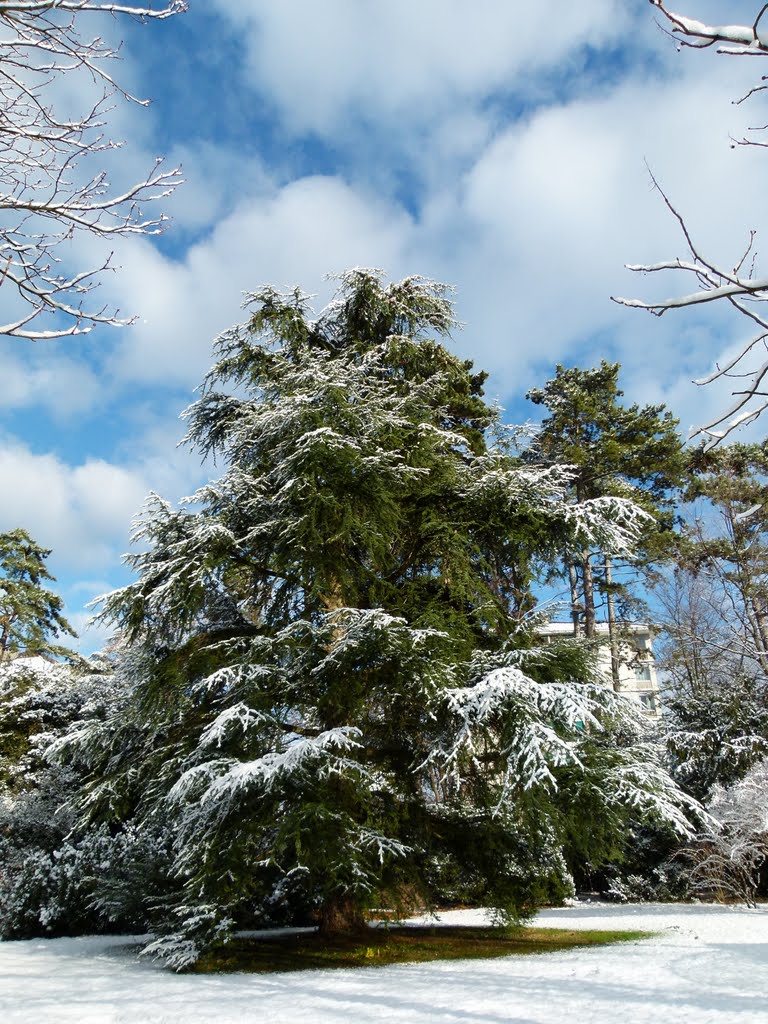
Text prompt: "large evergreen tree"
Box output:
[[64, 272, 698, 968]]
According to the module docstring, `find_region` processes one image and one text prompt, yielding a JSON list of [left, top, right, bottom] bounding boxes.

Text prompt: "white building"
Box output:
[[539, 621, 661, 717]]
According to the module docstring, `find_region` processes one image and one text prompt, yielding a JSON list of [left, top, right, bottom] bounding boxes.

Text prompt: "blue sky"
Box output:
[[1, 1, 765, 652]]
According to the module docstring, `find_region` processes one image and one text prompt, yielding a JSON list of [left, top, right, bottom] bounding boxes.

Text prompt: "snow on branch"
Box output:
[[468, 458, 574, 507], [469, 455, 651, 553], [605, 751, 703, 838], [433, 667, 606, 799], [614, 6, 768, 441], [682, 757, 768, 902], [198, 704, 276, 751], [169, 727, 365, 818], [350, 826, 411, 866], [650, 1, 768, 54], [0, 4, 187, 16], [431, 662, 700, 835], [311, 607, 449, 677], [0, 1, 186, 340], [563, 494, 654, 556]]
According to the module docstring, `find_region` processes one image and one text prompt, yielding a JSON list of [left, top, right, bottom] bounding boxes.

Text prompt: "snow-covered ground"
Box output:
[[0, 903, 765, 1023]]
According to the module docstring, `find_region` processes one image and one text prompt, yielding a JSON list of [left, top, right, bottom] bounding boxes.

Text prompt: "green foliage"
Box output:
[[0, 658, 72, 791], [64, 271, 694, 968], [0, 657, 175, 940], [525, 361, 684, 685], [0, 819, 172, 940], [678, 441, 768, 674], [190, 925, 651, 974], [655, 441, 768, 798], [423, 807, 576, 918], [665, 674, 768, 799], [0, 529, 76, 659], [526, 361, 684, 512]]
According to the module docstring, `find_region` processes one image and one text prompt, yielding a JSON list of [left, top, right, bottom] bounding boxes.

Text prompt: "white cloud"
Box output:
[[0, 418, 210, 654], [7, 0, 768, 649], [402, 52, 768, 426], [0, 440, 148, 571], [159, 141, 273, 235], [69, 29, 768, 441], [210, 0, 635, 135], [104, 175, 414, 387], [0, 350, 101, 418], [51, 1, 768, 436]]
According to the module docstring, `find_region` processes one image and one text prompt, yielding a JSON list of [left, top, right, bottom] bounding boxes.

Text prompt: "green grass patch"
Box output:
[[191, 925, 652, 974]]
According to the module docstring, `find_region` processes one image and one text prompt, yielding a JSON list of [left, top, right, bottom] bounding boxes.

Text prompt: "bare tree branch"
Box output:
[[0, 3, 186, 21], [0, 1, 187, 340], [613, 5, 768, 443], [650, 1, 768, 53]]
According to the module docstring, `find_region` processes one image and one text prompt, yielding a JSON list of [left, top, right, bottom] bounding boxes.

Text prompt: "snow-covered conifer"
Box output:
[[0, 655, 171, 938], [657, 442, 768, 797], [0, 530, 76, 660], [69, 270, 698, 966]]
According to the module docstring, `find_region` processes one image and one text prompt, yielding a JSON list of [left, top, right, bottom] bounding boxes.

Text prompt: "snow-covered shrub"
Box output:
[[0, 657, 80, 787], [0, 810, 171, 939], [665, 672, 768, 800], [602, 862, 691, 903], [0, 656, 173, 939], [681, 757, 768, 906]]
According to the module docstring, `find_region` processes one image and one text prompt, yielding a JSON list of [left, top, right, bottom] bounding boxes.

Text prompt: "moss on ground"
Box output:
[[191, 924, 652, 974]]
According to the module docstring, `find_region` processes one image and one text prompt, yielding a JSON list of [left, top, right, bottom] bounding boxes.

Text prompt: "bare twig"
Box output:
[[0, 1, 187, 340], [650, 1, 768, 53], [614, 5, 768, 442]]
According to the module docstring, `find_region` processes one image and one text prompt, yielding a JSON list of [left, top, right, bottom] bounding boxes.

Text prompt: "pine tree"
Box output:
[[526, 362, 684, 687], [67, 272, 698, 968], [0, 529, 76, 660]]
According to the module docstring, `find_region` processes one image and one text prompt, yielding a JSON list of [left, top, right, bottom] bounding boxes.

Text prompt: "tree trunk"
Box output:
[[604, 555, 622, 693], [582, 551, 596, 638], [321, 578, 345, 613], [317, 893, 368, 936], [568, 561, 581, 637], [754, 602, 768, 675]]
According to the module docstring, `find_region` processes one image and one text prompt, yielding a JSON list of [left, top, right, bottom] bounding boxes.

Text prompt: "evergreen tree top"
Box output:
[[0, 529, 76, 661], [526, 360, 685, 510]]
